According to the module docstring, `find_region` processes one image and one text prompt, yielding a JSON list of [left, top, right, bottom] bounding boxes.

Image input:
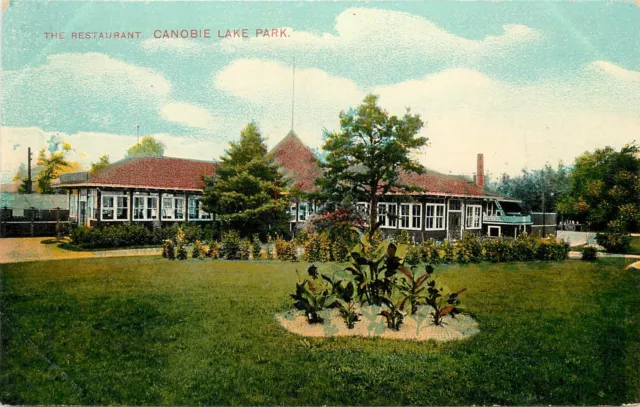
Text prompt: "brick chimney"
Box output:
[[476, 153, 485, 189]]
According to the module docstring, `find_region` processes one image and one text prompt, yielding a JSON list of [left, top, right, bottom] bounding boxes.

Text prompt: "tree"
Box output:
[[90, 154, 111, 175], [200, 123, 291, 238], [126, 136, 165, 157], [36, 142, 72, 194], [317, 94, 427, 234], [491, 163, 571, 213], [13, 164, 30, 194], [557, 143, 640, 232]]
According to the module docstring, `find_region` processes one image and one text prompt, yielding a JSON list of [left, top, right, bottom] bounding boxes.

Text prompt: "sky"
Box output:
[[1, 0, 639, 184]]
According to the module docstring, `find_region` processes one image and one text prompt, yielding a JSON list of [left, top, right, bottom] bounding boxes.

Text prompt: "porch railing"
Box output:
[[483, 214, 532, 224]]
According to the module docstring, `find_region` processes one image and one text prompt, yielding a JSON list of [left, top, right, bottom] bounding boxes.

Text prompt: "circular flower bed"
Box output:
[[276, 305, 479, 342]]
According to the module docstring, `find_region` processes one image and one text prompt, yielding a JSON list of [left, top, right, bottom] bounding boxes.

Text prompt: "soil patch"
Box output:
[[276, 305, 479, 342]]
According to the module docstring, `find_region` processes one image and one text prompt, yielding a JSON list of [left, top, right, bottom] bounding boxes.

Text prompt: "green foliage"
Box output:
[[318, 94, 428, 233], [36, 142, 72, 194], [304, 232, 332, 262], [251, 234, 262, 260], [379, 297, 406, 331], [582, 245, 598, 261], [492, 162, 571, 213], [125, 136, 165, 157], [454, 233, 483, 264], [176, 244, 188, 260], [206, 241, 220, 259], [537, 236, 569, 261], [557, 143, 640, 232], [320, 272, 360, 329], [221, 230, 243, 260], [424, 279, 466, 326], [405, 245, 422, 267], [290, 265, 336, 324], [596, 233, 632, 254], [201, 123, 292, 237], [393, 229, 413, 245], [346, 232, 408, 306], [89, 154, 110, 175], [396, 264, 432, 315], [240, 238, 251, 260], [192, 240, 206, 259], [162, 239, 175, 260], [275, 237, 297, 261], [331, 237, 352, 263], [438, 240, 455, 263]]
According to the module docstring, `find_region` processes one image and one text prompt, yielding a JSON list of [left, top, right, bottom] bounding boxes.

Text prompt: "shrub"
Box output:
[[70, 224, 153, 249], [379, 297, 406, 331], [162, 239, 175, 260], [393, 229, 413, 245], [482, 238, 503, 263], [304, 232, 331, 262], [596, 232, 632, 254], [331, 237, 351, 263], [293, 230, 309, 246], [240, 238, 251, 260], [537, 236, 569, 261], [192, 240, 206, 259], [206, 241, 220, 259], [405, 245, 422, 267], [454, 233, 483, 264], [582, 245, 598, 261], [220, 230, 243, 260], [513, 233, 540, 261], [419, 239, 441, 264], [176, 244, 188, 260], [424, 280, 466, 326], [251, 234, 262, 260], [438, 240, 455, 263], [290, 265, 336, 324], [275, 237, 297, 262]]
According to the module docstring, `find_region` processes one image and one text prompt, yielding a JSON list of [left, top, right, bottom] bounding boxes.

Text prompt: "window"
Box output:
[[162, 195, 186, 220], [488, 226, 501, 237], [486, 201, 496, 216], [187, 196, 211, 220], [288, 204, 297, 222], [449, 200, 462, 211], [101, 192, 129, 221], [399, 204, 422, 230], [377, 203, 397, 229], [133, 193, 158, 220], [87, 190, 95, 219], [425, 204, 445, 230], [298, 202, 307, 222], [465, 205, 482, 229], [70, 193, 78, 217], [356, 202, 370, 216]]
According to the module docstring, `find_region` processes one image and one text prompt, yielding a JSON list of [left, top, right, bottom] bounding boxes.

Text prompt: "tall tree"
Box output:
[[201, 123, 291, 237], [126, 136, 165, 157], [317, 94, 427, 233], [491, 163, 571, 212], [36, 142, 72, 194], [557, 143, 640, 232], [90, 154, 111, 175]]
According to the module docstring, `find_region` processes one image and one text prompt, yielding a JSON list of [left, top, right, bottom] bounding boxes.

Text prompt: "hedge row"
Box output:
[[70, 223, 212, 249]]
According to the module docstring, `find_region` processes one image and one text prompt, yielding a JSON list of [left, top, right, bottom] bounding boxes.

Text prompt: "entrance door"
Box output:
[[79, 201, 87, 226], [448, 212, 462, 240]]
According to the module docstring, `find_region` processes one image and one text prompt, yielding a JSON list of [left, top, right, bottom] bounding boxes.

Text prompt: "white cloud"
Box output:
[[220, 7, 540, 61], [160, 102, 219, 130], [3, 53, 171, 101], [588, 60, 640, 82], [0, 126, 227, 183], [215, 59, 364, 148], [213, 58, 639, 177]]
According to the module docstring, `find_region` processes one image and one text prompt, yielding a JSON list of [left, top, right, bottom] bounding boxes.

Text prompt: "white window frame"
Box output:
[[289, 204, 297, 222], [187, 195, 211, 221], [465, 204, 482, 229], [161, 194, 186, 221], [87, 190, 95, 220], [69, 191, 78, 218], [425, 203, 446, 230], [101, 191, 129, 221], [486, 201, 497, 216], [488, 225, 501, 237], [298, 202, 308, 222], [377, 203, 397, 229], [399, 203, 422, 230], [133, 193, 159, 221]]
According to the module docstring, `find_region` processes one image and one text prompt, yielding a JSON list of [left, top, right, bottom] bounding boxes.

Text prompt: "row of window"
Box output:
[[356, 202, 482, 231], [70, 191, 211, 221]]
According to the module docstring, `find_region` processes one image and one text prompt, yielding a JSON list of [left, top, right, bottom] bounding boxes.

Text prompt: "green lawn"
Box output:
[[1, 257, 639, 405]]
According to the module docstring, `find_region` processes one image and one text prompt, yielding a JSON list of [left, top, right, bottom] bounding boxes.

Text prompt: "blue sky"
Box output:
[[2, 0, 639, 183]]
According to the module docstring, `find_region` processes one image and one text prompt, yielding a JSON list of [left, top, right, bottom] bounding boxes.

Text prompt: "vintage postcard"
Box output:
[[1, 1, 639, 405]]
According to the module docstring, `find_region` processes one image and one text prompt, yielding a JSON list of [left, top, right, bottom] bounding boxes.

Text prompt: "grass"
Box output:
[[56, 242, 162, 252], [1, 257, 639, 405]]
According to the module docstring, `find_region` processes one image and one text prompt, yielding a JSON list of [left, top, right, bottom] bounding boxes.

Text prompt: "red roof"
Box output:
[[269, 131, 322, 192], [67, 156, 216, 191], [399, 170, 501, 198]]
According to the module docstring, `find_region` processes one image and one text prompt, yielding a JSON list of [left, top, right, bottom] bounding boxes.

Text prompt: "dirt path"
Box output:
[[0, 237, 161, 264]]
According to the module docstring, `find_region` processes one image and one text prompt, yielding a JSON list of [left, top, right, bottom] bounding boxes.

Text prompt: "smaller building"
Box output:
[[58, 156, 216, 227]]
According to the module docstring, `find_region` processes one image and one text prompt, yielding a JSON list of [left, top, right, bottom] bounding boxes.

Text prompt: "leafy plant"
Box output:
[[176, 244, 188, 260], [251, 234, 262, 260], [320, 273, 360, 329], [346, 231, 408, 306], [379, 297, 406, 331], [206, 241, 220, 259], [162, 239, 175, 260], [582, 245, 598, 261], [221, 230, 243, 260], [424, 279, 466, 326], [290, 266, 336, 324], [192, 240, 206, 259], [396, 264, 432, 315], [596, 232, 631, 254], [304, 232, 332, 262], [275, 237, 297, 261], [240, 238, 251, 260], [393, 229, 413, 245]]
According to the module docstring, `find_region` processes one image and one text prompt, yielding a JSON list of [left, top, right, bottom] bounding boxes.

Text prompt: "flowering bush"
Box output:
[[275, 237, 297, 261], [304, 232, 332, 262], [192, 240, 206, 259], [162, 239, 175, 260], [454, 233, 483, 263], [206, 241, 220, 259]]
